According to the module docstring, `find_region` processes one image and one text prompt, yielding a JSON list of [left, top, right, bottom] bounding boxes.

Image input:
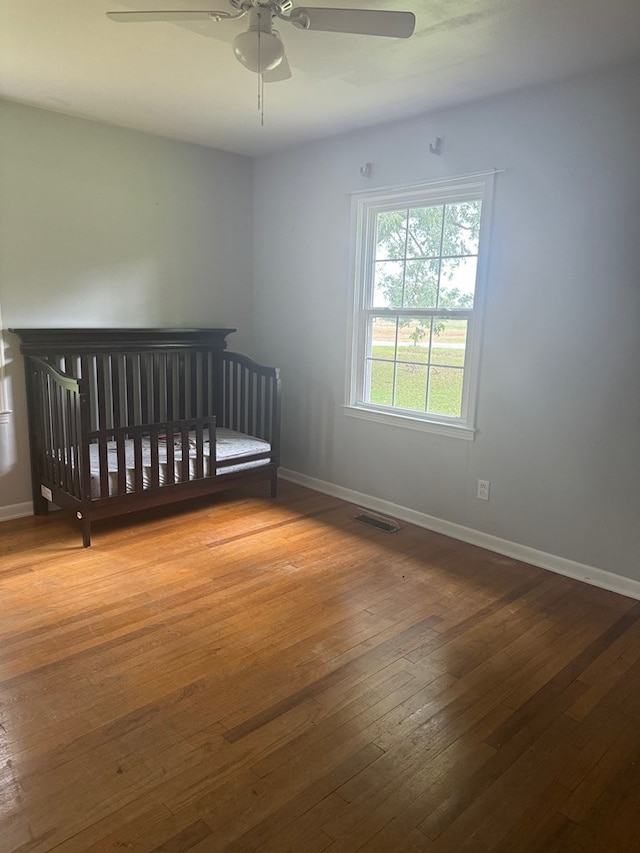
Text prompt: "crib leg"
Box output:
[[32, 492, 50, 516], [270, 475, 278, 499], [77, 511, 92, 548]]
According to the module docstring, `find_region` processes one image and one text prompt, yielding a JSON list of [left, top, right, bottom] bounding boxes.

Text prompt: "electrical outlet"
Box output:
[[477, 479, 490, 501]]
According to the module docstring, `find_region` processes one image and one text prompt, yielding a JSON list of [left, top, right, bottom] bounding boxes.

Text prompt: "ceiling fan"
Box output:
[[107, 1, 416, 82]]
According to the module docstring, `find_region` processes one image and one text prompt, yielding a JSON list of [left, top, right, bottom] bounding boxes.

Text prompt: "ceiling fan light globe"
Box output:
[[232, 31, 284, 73]]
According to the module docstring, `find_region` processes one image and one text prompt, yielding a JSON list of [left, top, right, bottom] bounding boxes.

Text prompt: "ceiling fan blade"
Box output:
[[106, 10, 232, 23], [263, 50, 292, 83], [291, 7, 415, 38]]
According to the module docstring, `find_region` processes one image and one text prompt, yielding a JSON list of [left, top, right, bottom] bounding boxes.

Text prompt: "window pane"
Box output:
[[403, 259, 439, 308], [376, 210, 408, 260], [427, 366, 464, 417], [439, 257, 477, 308], [406, 206, 443, 258], [373, 260, 404, 308], [395, 363, 428, 411], [397, 317, 432, 363], [431, 319, 467, 367], [442, 200, 482, 257], [370, 316, 397, 361], [367, 360, 394, 405]]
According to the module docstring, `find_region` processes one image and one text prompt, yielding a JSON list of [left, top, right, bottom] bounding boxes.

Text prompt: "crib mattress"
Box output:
[[87, 428, 270, 498]]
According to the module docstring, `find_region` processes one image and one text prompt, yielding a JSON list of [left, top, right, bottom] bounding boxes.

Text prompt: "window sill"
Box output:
[[343, 405, 476, 440]]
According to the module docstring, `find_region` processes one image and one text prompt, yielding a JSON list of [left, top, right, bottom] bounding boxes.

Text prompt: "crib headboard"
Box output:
[[13, 327, 236, 429]]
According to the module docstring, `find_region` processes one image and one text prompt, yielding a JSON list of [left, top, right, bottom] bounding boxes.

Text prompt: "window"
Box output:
[[346, 174, 494, 439]]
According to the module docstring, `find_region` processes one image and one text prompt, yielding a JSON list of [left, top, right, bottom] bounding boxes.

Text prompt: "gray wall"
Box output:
[[0, 101, 254, 510], [252, 62, 640, 582]]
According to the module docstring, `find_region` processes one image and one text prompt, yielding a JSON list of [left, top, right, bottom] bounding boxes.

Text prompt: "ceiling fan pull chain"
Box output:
[[257, 23, 262, 116], [256, 18, 265, 126]]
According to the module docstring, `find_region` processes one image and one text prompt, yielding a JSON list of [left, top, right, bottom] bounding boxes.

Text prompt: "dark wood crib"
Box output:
[[12, 328, 281, 546]]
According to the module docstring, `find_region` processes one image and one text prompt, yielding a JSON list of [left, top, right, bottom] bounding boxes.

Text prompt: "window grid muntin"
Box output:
[[371, 201, 481, 314], [364, 313, 468, 418]]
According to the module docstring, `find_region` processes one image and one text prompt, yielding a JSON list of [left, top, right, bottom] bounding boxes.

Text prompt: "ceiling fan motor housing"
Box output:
[[233, 6, 285, 73]]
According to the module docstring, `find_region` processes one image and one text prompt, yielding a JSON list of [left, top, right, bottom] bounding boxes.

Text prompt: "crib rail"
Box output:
[[27, 356, 90, 505], [88, 417, 216, 499], [218, 352, 281, 462], [48, 349, 221, 431]]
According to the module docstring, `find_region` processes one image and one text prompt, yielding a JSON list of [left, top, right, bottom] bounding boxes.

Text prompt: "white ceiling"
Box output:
[[1, 0, 639, 157]]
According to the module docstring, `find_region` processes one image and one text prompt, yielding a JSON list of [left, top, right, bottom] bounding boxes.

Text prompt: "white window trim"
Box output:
[[345, 172, 496, 440]]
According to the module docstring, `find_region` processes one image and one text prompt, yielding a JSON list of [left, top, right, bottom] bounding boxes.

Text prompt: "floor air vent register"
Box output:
[[353, 509, 401, 534]]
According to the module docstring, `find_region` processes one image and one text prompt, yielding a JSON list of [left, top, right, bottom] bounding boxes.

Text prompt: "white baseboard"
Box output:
[[0, 501, 33, 523], [280, 468, 640, 602]]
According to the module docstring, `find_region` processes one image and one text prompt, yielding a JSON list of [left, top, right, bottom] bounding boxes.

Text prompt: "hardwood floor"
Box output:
[[1, 481, 640, 852]]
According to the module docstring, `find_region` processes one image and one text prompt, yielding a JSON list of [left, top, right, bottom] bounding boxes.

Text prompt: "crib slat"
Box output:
[[52, 383, 62, 489], [133, 433, 143, 492], [79, 355, 94, 434], [125, 353, 136, 428], [256, 373, 264, 440], [47, 376, 56, 486], [66, 388, 76, 494], [240, 363, 247, 434], [190, 352, 198, 421], [112, 355, 123, 435], [178, 354, 186, 421], [64, 353, 82, 499], [53, 380, 64, 488], [167, 353, 176, 422], [162, 353, 169, 422], [152, 353, 161, 424], [248, 372, 256, 438], [229, 357, 235, 429], [66, 389, 78, 498], [73, 390, 83, 499], [166, 427, 176, 486], [75, 388, 84, 499], [149, 425, 160, 489], [65, 385, 74, 494], [116, 432, 127, 497], [41, 376, 53, 486], [223, 356, 230, 429], [60, 385, 70, 491], [235, 362, 242, 434], [64, 386, 74, 494], [227, 360, 233, 429], [96, 356, 108, 432], [54, 383, 64, 491], [183, 424, 192, 482], [201, 350, 209, 420], [266, 374, 273, 444], [208, 418, 216, 475], [194, 422, 204, 480], [98, 435, 109, 498]]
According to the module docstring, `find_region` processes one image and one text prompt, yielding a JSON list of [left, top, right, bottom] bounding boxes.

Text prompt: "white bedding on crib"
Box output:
[[88, 428, 270, 498]]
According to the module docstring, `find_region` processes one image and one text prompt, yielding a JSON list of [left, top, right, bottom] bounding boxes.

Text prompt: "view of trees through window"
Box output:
[[365, 199, 482, 418]]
